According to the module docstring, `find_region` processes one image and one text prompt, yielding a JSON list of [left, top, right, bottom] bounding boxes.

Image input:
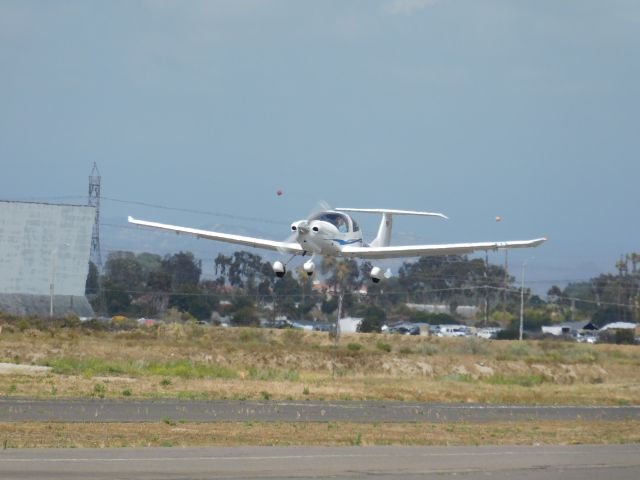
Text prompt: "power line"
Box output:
[[96, 284, 639, 309], [102, 196, 288, 226]]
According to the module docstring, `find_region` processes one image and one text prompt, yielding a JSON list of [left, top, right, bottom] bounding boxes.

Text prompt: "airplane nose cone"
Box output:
[[296, 221, 309, 234]]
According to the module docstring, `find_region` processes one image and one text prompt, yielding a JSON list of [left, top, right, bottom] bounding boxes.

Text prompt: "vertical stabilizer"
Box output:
[[371, 213, 393, 247]]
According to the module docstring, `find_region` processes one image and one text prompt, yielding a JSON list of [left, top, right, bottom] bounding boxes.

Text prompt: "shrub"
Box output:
[[376, 341, 392, 353], [16, 319, 29, 332], [92, 383, 106, 398]]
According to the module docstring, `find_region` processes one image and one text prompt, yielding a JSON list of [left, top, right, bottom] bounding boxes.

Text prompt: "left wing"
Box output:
[[128, 216, 305, 255], [341, 238, 547, 259]]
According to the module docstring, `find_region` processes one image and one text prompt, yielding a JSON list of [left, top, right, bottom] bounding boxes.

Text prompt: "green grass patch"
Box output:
[[497, 342, 603, 365], [144, 360, 237, 379], [247, 367, 300, 382], [43, 357, 238, 379], [440, 373, 475, 383], [496, 343, 532, 360], [45, 357, 132, 377], [486, 374, 546, 387]]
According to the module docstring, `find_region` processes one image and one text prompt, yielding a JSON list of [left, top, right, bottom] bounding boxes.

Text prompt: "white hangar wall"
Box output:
[[0, 200, 96, 316]]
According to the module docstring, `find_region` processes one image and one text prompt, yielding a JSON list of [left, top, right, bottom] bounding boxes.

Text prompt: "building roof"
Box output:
[[599, 322, 637, 331]]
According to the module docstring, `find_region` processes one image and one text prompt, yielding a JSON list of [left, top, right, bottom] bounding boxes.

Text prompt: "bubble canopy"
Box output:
[[309, 211, 359, 233]]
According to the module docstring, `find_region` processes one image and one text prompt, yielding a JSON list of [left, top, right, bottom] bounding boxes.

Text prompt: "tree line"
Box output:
[[86, 249, 639, 332]]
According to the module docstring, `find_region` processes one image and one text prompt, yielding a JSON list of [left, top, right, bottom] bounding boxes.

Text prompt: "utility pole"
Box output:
[[335, 291, 343, 345], [503, 249, 509, 310], [519, 261, 526, 341], [484, 250, 489, 326]]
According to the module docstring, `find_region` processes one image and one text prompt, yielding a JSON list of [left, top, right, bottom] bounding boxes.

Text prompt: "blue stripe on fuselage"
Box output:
[[330, 238, 362, 246]]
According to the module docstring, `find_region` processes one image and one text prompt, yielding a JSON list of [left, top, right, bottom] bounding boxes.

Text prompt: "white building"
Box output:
[[0, 200, 95, 317], [338, 317, 363, 333]]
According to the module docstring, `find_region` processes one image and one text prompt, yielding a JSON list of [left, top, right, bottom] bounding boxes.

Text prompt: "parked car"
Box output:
[[576, 331, 598, 344], [388, 324, 420, 335], [476, 327, 501, 339], [436, 325, 471, 337]]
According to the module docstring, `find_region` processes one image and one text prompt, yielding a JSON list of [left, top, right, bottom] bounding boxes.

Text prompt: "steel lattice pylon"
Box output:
[[88, 162, 106, 315], [88, 162, 102, 270]]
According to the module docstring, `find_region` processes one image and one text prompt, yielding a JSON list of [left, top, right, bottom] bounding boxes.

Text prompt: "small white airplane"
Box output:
[[128, 207, 546, 283]]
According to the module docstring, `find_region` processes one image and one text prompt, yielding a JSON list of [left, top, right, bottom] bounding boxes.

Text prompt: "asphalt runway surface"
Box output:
[[1, 398, 639, 423], [0, 444, 638, 479]]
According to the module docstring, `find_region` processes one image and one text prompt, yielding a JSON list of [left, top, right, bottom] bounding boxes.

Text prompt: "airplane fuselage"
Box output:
[[290, 211, 364, 256]]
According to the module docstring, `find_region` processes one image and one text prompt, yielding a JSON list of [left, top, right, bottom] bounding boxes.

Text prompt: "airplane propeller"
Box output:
[[276, 200, 331, 256]]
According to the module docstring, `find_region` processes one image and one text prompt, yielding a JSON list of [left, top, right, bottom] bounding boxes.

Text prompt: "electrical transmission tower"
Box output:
[[88, 162, 102, 269], [88, 163, 106, 315]]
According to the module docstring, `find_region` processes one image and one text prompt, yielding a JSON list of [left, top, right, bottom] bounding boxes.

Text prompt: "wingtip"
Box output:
[[127, 215, 134, 223]]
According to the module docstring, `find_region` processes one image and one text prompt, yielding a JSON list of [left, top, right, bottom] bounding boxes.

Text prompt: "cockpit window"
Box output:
[[352, 219, 360, 232], [311, 212, 350, 233]]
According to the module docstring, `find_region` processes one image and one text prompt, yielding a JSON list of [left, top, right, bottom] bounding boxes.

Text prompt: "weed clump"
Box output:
[[92, 383, 106, 398]]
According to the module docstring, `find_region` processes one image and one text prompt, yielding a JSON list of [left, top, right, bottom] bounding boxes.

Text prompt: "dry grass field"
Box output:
[[1, 324, 639, 405], [2, 420, 640, 448]]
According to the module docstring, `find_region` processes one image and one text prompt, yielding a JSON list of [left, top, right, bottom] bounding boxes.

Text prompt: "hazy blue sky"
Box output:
[[1, 0, 639, 290]]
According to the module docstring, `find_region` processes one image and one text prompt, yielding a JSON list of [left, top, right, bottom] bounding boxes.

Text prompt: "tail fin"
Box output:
[[371, 212, 393, 247]]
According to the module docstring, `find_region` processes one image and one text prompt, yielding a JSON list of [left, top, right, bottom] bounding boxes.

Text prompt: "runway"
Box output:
[[0, 444, 638, 479], [1, 398, 638, 422]]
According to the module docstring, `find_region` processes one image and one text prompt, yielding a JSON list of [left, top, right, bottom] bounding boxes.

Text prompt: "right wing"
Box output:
[[128, 216, 305, 255], [341, 238, 547, 260]]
